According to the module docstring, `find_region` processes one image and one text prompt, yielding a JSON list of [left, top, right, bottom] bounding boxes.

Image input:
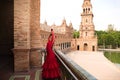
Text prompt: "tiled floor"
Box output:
[[0, 55, 42, 80], [9, 69, 42, 80]]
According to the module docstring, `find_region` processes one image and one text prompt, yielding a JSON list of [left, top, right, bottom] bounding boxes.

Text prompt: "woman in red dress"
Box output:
[[42, 29, 61, 80]]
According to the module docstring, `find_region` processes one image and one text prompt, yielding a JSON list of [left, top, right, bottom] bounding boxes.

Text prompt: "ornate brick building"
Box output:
[[40, 19, 74, 50], [40, 19, 73, 34], [72, 0, 98, 51]]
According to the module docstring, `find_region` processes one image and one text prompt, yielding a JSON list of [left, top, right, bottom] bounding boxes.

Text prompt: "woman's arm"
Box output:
[[51, 29, 55, 44], [48, 34, 52, 41]]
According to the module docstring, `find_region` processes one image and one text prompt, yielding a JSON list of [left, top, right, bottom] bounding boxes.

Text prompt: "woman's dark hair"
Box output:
[[51, 29, 53, 31]]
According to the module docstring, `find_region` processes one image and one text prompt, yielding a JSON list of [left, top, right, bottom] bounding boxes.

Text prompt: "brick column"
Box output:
[[30, 48, 42, 67], [14, 0, 31, 72], [30, 0, 42, 67], [14, 0, 42, 71], [13, 49, 30, 72], [30, 0, 41, 48]]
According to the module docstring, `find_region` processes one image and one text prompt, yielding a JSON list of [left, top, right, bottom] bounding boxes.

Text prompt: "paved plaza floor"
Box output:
[[66, 51, 120, 80]]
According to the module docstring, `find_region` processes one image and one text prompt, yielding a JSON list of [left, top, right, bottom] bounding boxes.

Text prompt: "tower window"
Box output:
[[83, 9, 85, 13], [88, 8, 90, 11], [86, 19, 88, 22], [86, 32, 87, 36]]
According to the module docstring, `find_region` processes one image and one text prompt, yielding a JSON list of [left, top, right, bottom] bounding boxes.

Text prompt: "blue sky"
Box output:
[[40, 0, 120, 31]]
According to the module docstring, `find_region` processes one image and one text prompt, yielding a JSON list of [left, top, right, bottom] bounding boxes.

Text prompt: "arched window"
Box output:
[[83, 9, 85, 13], [88, 8, 90, 11]]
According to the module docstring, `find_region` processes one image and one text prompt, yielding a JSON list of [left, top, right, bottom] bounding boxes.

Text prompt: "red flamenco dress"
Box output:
[[42, 34, 61, 79]]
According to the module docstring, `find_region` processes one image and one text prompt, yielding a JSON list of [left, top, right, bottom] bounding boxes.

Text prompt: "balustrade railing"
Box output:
[[41, 49, 97, 80]]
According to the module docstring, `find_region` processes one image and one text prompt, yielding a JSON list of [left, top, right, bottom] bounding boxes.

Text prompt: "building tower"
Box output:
[[77, 0, 97, 51]]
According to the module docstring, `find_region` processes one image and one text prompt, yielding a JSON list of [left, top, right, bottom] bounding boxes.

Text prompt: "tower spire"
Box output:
[[80, 0, 94, 38], [84, 0, 90, 1]]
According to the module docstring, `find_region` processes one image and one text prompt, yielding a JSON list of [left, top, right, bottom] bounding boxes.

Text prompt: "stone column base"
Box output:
[[30, 48, 42, 67], [13, 49, 30, 72]]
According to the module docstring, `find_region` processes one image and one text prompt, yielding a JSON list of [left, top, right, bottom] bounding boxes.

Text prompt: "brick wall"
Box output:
[[14, 0, 31, 49], [30, 0, 41, 48]]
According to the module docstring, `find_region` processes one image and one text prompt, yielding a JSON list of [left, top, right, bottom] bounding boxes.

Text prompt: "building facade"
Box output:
[[40, 19, 74, 50], [72, 0, 98, 51]]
